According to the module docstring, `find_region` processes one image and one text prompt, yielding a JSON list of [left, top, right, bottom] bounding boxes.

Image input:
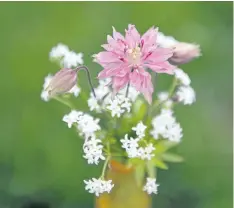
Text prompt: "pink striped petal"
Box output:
[[145, 61, 176, 74], [125, 24, 141, 48], [130, 68, 153, 104], [112, 74, 130, 93], [144, 48, 173, 63], [96, 51, 120, 63]]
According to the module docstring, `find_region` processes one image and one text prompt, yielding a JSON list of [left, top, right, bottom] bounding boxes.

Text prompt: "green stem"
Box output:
[[168, 77, 178, 98], [53, 96, 76, 109], [101, 155, 111, 179], [146, 161, 156, 178]]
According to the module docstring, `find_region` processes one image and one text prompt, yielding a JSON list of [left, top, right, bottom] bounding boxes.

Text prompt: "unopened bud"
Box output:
[[46, 68, 77, 97], [169, 42, 201, 65]]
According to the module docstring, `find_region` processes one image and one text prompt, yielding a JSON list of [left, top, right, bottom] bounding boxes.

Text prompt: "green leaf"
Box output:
[[154, 140, 179, 154], [161, 153, 184, 163], [132, 99, 147, 121], [108, 137, 117, 145], [152, 158, 168, 170]]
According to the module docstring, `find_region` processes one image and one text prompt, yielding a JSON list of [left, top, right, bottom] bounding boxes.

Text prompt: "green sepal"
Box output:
[[161, 153, 184, 163]]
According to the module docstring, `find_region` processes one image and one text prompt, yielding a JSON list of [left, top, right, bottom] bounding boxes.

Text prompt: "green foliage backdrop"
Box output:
[[0, 2, 232, 208]]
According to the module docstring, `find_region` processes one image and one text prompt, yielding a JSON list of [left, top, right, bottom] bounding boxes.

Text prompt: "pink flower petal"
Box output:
[[130, 68, 153, 104], [112, 74, 130, 93], [98, 64, 129, 79], [144, 48, 173, 63], [145, 61, 176, 74], [141, 26, 158, 54], [112, 26, 125, 40], [95, 51, 120, 63], [125, 24, 141, 48]]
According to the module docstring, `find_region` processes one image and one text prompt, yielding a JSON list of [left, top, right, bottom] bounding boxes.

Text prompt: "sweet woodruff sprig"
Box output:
[[41, 24, 200, 197]]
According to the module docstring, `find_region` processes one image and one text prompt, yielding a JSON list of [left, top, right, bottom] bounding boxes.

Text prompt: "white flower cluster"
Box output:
[[151, 109, 183, 143], [157, 32, 178, 48], [77, 114, 101, 139], [157, 92, 173, 109], [120, 122, 155, 160], [63, 110, 101, 138], [143, 177, 159, 195], [84, 178, 114, 196], [106, 96, 132, 118], [63, 110, 104, 165], [132, 121, 147, 139], [174, 68, 196, 105], [83, 137, 105, 165], [40, 74, 80, 102], [49, 43, 83, 68], [88, 78, 139, 117], [176, 85, 196, 105], [174, 68, 191, 86]]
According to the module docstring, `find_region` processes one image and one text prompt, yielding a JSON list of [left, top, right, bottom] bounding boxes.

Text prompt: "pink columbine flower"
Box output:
[[94, 24, 176, 104], [46, 68, 78, 97], [169, 42, 201, 65]]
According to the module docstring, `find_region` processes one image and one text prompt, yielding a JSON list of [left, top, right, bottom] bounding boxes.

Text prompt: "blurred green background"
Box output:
[[0, 2, 232, 208]]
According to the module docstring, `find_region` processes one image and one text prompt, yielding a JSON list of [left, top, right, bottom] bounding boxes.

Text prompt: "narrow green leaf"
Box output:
[[152, 158, 168, 170], [161, 153, 184, 163], [155, 140, 179, 154]]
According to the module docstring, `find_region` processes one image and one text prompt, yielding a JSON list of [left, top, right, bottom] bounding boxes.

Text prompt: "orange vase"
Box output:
[[96, 160, 151, 208]]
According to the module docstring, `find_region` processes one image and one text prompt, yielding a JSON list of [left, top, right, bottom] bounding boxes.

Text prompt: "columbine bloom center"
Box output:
[[127, 46, 142, 66]]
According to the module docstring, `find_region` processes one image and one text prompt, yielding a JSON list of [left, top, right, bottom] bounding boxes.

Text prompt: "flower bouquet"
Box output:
[[41, 24, 200, 208]]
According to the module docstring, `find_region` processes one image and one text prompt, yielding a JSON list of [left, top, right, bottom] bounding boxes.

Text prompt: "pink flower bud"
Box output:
[[46, 68, 77, 97], [169, 42, 201, 65]]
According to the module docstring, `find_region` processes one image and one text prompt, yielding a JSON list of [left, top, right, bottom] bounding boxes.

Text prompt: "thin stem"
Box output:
[[125, 82, 130, 98], [101, 155, 111, 179], [75, 66, 96, 98], [168, 77, 178, 97], [146, 161, 156, 178]]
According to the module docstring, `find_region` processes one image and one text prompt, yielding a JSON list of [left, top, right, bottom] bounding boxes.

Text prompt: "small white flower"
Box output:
[[88, 78, 135, 115], [88, 96, 101, 112], [62, 110, 83, 128], [49, 43, 69, 59], [121, 134, 155, 160], [120, 134, 139, 150], [40, 90, 50, 102], [69, 85, 81, 97], [98, 78, 111, 88], [151, 109, 182, 142], [49, 43, 83, 68], [132, 121, 147, 139], [120, 134, 139, 158], [41, 74, 53, 102], [77, 114, 101, 138], [151, 110, 175, 139], [163, 123, 183, 142], [83, 137, 105, 165], [157, 32, 178, 48], [84, 178, 114, 196], [143, 178, 159, 195], [176, 86, 196, 105], [121, 98, 132, 113], [119, 85, 139, 102], [62, 51, 83, 68], [174, 68, 191, 86], [158, 92, 169, 102], [106, 98, 124, 118], [137, 143, 155, 160]]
